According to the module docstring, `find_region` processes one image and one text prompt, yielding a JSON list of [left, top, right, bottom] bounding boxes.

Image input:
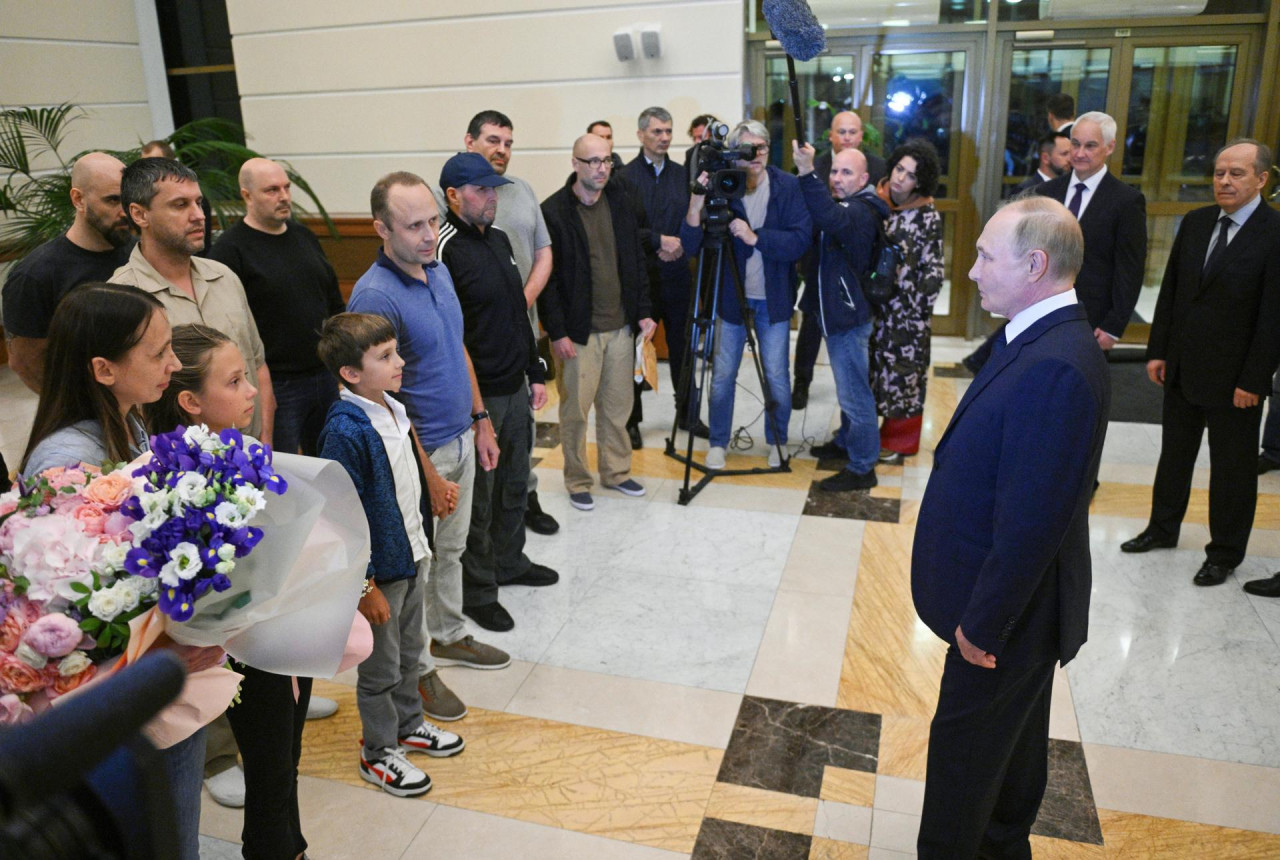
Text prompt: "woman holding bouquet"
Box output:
[[148, 323, 312, 860], [20, 282, 226, 860]]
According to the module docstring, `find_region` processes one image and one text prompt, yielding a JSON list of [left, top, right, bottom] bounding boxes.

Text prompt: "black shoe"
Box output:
[[1259, 455, 1280, 475], [791, 380, 810, 410], [1192, 562, 1234, 587], [626, 423, 643, 450], [505, 563, 559, 587], [524, 491, 559, 535], [678, 417, 711, 439], [810, 440, 846, 460], [462, 601, 514, 632], [1120, 531, 1177, 553], [1243, 572, 1280, 597], [819, 469, 877, 492], [878, 449, 904, 466]]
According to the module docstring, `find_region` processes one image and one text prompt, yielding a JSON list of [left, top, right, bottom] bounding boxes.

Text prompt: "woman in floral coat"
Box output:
[[870, 139, 945, 463]]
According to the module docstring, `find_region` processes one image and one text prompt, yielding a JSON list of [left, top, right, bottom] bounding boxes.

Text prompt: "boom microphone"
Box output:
[[761, 0, 827, 146]]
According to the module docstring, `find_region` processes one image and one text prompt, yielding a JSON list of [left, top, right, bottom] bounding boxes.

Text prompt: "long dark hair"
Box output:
[[21, 282, 165, 470], [144, 324, 233, 433]]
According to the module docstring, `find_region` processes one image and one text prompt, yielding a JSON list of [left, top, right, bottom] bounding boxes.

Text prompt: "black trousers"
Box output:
[[224, 665, 312, 860], [1147, 382, 1262, 567], [794, 311, 822, 385], [918, 648, 1055, 860]]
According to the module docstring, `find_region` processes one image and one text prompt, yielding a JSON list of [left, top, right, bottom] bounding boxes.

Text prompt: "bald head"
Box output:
[[239, 157, 292, 234], [829, 111, 865, 154], [67, 152, 130, 249], [829, 148, 869, 201], [571, 134, 612, 195]]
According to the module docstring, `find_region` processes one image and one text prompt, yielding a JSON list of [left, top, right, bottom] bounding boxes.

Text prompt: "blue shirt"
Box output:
[[347, 250, 472, 449]]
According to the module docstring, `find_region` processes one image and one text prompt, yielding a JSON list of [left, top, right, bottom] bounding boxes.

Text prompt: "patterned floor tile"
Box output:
[[691, 817, 814, 859]]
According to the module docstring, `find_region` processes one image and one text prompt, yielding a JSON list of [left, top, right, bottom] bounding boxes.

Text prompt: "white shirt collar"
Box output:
[[1005, 288, 1079, 345], [340, 387, 410, 438], [1069, 168, 1106, 194], [644, 154, 666, 175], [1221, 192, 1262, 228]]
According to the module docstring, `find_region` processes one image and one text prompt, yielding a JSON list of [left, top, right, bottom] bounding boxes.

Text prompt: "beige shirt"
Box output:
[[111, 244, 268, 437]]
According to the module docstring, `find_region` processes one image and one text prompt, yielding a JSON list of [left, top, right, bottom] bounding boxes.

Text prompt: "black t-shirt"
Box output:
[[2, 235, 134, 338], [208, 220, 345, 375]]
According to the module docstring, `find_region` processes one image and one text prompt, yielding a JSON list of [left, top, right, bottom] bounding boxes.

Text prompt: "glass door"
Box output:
[[761, 52, 863, 171]]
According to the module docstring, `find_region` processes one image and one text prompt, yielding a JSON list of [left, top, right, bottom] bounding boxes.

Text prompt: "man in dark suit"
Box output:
[[1121, 139, 1280, 592], [1012, 131, 1070, 195], [913, 196, 1110, 858]]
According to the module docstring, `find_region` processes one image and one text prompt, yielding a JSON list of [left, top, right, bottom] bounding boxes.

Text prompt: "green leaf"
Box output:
[[80, 617, 102, 633], [68, 581, 91, 594]]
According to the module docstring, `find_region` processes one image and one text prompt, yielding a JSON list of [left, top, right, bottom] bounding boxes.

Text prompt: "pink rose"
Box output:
[[0, 693, 34, 725], [43, 467, 88, 491], [45, 663, 97, 698], [84, 472, 134, 509], [100, 511, 133, 542], [0, 499, 17, 518], [72, 503, 108, 537], [0, 653, 47, 694], [0, 611, 27, 652], [22, 614, 84, 658]]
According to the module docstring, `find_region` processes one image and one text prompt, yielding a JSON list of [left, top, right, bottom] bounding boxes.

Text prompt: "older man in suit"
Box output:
[[1122, 139, 1280, 591], [913, 196, 1110, 858]]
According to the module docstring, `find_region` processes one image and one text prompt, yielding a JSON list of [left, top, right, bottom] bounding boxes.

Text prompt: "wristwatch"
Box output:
[[471, 410, 491, 424]]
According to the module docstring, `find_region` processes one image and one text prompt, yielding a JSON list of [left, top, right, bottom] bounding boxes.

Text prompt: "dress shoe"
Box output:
[[679, 416, 711, 438], [791, 380, 810, 410], [810, 440, 846, 461], [819, 468, 877, 492], [1192, 562, 1234, 587], [1120, 531, 1177, 553], [505, 562, 559, 587], [524, 491, 559, 535], [626, 423, 643, 450], [462, 601, 514, 632], [1243, 572, 1280, 597], [1259, 455, 1280, 476]]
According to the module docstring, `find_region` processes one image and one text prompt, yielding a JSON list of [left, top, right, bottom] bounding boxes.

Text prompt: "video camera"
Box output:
[[687, 122, 759, 205]]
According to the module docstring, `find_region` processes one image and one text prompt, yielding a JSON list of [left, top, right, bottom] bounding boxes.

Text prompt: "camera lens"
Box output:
[[714, 171, 742, 196]]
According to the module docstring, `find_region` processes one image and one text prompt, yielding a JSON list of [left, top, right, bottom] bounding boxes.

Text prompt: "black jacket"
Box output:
[[620, 153, 692, 290], [538, 174, 653, 345], [436, 210, 544, 396]]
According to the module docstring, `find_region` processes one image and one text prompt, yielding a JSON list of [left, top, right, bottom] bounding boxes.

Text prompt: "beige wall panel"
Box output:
[[226, 0, 731, 36], [0, 42, 146, 106], [0, 0, 138, 43], [24, 104, 154, 173], [231, 5, 741, 96], [239, 77, 742, 155]]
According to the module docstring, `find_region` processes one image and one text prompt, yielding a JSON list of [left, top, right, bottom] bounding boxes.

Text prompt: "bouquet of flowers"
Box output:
[[121, 425, 287, 622]]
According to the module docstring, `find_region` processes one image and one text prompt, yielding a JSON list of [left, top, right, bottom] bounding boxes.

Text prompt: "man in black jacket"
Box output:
[[621, 106, 708, 437], [1122, 139, 1280, 591], [437, 153, 559, 633], [539, 134, 656, 512]]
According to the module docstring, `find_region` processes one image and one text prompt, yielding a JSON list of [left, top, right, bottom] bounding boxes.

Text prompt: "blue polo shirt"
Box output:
[[347, 249, 472, 449]]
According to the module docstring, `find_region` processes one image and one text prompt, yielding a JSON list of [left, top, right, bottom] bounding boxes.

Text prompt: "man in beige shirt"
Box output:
[[112, 157, 275, 441]]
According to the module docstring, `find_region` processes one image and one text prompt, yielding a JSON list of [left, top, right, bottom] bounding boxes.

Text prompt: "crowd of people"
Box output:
[[2, 95, 1277, 860]]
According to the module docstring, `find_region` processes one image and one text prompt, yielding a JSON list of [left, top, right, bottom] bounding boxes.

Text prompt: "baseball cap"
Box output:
[[439, 152, 513, 191]]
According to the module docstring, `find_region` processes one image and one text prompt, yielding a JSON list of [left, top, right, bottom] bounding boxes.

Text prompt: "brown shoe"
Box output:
[[430, 635, 511, 670], [418, 669, 467, 721]]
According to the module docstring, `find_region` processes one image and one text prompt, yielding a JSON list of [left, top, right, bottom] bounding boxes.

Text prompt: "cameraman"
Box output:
[[680, 120, 812, 469], [793, 141, 889, 492]]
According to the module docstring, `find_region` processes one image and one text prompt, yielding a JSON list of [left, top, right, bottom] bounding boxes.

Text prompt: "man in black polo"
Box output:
[[210, 158, 346, 455], [436, 152, 560, 633], [621, 106, 709, 437]]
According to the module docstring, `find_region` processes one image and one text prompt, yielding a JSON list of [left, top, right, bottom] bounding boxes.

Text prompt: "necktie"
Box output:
[[1202, 215, 1232, 276], [1067, 182, 1087, 218]]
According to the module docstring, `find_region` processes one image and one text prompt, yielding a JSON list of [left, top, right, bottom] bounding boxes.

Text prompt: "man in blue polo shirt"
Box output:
[[347, 171, 508, 724]]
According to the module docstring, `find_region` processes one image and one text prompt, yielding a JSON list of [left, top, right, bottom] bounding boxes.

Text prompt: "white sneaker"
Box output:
[[706, 446, 726, 470], [360, 747, 432, 797], [204, 764, 246, 808], [768, 447, 785, 469], [399, 720, 465, 757], [306, 696, 338, 720]]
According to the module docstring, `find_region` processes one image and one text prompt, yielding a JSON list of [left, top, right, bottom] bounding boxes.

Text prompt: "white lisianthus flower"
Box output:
[[138, 489, 170, 515], [15, 642, 48, 670], [88, 585, 125, 621], [174, 472, 209, 505], [128, 507, 168, 540], [133, 577, 159, 598], [215, 560, 235, 575], [216, 543, 237, 562], [213, 501, 247, 529], [58, 651, 92, 677], [182, 424, 212, 448], [157, 542, 204, 587], [232, 485, 266, 516], [101, 542, 130, 571]]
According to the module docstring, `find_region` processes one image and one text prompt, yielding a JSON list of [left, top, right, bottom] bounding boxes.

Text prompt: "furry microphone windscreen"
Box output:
[[761, 0, 826, 62]]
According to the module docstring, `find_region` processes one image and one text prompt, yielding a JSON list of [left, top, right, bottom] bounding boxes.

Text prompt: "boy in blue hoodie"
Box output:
[[317, 312, 464, 797]]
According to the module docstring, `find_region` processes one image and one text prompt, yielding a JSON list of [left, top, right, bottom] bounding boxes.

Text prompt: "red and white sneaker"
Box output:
[[359, 747, 432, 797], [399, 721, 465, 758]]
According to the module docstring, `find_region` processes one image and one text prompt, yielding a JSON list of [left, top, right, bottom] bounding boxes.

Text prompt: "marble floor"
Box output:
[[3, 335, 1279, 859]]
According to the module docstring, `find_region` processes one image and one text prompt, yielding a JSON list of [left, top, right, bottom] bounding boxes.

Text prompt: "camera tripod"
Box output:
[[664, 210, 790, 505]]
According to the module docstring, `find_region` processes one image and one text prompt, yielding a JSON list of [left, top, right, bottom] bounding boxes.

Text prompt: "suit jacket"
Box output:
[[1037, 172, 1147, 337], [912, 304, 1109, 665], [1013, 170, 1053, 195], [1147, 200, 1280, 407]]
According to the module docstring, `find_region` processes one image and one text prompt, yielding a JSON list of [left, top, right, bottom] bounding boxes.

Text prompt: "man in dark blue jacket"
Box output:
[[793, 142, 888, 491], [912, 197, 1109, 858]]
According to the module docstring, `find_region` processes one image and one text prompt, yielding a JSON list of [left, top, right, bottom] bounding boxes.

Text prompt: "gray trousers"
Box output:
[[463, 385, 534, 608], [358, 567, 427, 757], [418, 430, 474, 677]]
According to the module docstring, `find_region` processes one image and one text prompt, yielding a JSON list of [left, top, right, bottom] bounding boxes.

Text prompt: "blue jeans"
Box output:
[[271, 368, 339, 456], [826, 321, 880, 474], [162, 726, 207, 860], [710, 299, 791, 449]]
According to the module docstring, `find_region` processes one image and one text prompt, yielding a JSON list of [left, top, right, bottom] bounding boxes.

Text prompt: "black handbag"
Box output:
[[860, 211, 904, 307]]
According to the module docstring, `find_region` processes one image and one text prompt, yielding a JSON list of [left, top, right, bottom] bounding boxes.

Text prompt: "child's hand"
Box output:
[[426, 472, 460, 518], [359, 583, 391, 625]]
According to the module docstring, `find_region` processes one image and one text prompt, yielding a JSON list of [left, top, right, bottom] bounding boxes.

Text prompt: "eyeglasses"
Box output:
[[573, 156, 613, 169]]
